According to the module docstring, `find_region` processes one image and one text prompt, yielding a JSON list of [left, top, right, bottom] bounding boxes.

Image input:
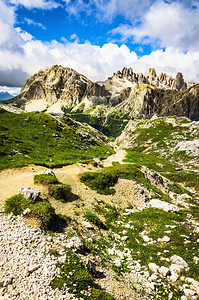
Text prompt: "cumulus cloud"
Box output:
[[1, 0, 199, 89], [9, 0, 60, 10], [1, 34, 199, 88], [111, 1, 199, 51], [0, 1, 23, 52], [62, 0, 152, 21]]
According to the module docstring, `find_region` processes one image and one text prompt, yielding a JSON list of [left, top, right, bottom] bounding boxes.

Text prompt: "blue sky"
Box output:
[[1, 0, 199, 94]]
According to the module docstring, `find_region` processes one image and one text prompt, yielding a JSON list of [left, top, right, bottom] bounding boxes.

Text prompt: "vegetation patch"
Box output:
[[63, 109, 130, 139], [50, 248, 114, 299], [84, 209, 107, 229], [163, 171, 199, 192], [81, 164, 172, 202], [4, 194, 62, 230], [4, 194, 31, 215], [29, 200, 55, 229], [50, 184, 72, 202], [34, 174, 59, 185], [0, 109, 113, 170]]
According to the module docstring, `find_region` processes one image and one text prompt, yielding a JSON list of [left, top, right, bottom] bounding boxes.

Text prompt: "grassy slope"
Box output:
[[0, 109, 113, 170], [64, 109, 130, 139]]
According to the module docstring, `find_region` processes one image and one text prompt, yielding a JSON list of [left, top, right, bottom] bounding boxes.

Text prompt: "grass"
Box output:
[[124, 150, 178, 172], [4, 194, 31, 215], [81, 164, 172, 202], [29, 200, 55, 229], [0, 109, 113, 170], [4, 194, 55, 229], [99, 206, 199, 280], [34, 174, 59, 185], [64, 110, 130, 139], [50, 248, 114, 299], [93, 202, 119, 228], [163, 171, 199, 192], [50, 184, 72, 202], [84, 209, 107, 229]]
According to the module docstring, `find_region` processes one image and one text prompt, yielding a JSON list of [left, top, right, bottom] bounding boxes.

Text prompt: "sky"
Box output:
[[1, 0, 199, 95]]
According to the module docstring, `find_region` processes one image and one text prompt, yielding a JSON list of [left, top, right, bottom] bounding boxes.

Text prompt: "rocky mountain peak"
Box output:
[[111, 67, 192, 91]]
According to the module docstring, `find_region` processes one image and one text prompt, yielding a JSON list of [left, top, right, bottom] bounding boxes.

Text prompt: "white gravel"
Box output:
[[0, 212, 76, 300]]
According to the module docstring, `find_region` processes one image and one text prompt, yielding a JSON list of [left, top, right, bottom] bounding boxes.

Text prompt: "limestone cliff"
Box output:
[[3, 64, 199, 121], [109, 83, 199, 121], [4, 65, 109, 114], [100, 67, 192, 93]]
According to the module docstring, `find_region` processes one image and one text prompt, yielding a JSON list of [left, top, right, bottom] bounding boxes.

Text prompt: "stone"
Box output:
[[23, 208, 31, 215], [169, 272, 179, 282], [19, 187, 40, 203], [85, 257, 97, 274], [170, 255, 188, 268], [158, 266, 171, 277], [158, 236, 170, 243], [183, 289, 196, 297], [148, 263, 159, 273], [66, 237, 84, 252], [193, 256, 199, 264], [170, 263, 182, 274], [44, 169, 55, 176], [28, 264, 40, 273], [81, 221, 93, 229], [148, 199, 179, 213]]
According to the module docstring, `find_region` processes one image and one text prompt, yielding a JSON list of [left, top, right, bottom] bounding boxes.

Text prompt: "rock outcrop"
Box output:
[[107, 67, 191, 91], [3, 65, 199, 121], [4, 65, 110, 114]]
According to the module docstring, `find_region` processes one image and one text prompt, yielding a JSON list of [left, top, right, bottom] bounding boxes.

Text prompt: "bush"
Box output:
[[81, 172, 118, 195], [34, 174, 59, 185], [4, 194, 31, 215], [4, 193, 55, 230], [84, 210, 107, 229], [50, 184, 71, 202], [90, 289, 114, 300], [30, 201, 55, 229]]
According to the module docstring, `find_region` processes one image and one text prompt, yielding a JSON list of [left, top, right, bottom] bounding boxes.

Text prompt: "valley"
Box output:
[[0, 66, 199, 300]]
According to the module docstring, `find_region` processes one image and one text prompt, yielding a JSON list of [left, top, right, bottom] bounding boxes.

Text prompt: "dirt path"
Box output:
[[0, 165, 48, 206], [103, 148, 127, 167]]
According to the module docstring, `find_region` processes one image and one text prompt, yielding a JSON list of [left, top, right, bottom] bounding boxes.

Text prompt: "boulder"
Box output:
[[170, 255, 188, 268], [159, 266, 171, 277], [148, 199, 179, 213], [148, 263, 159, 273], [19, 187, 40, 203]]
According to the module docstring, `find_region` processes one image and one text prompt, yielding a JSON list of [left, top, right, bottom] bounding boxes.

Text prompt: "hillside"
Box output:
[[0, 107, 113, 170]]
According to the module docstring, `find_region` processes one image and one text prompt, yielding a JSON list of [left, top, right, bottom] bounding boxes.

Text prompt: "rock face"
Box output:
[[5, 65, 109, 114], [105, 67, 191, 92], [3, 65, 199, 121]]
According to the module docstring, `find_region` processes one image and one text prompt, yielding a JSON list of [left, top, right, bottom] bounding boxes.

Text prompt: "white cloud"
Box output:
[[0, 86, 21, 95], [1, 0, 199, 88], [9, 0, 60, 10], [62, 0, 152, 21], [0, 1, 23, 52], [24, 18, 46, 30], [112, 1, 199, 51]]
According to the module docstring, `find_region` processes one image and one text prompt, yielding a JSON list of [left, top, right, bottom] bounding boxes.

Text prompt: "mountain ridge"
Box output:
[[3, 64, 199, 121]]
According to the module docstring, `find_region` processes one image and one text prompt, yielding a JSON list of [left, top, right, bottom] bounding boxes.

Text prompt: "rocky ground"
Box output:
[[0, 144, 199, 299]]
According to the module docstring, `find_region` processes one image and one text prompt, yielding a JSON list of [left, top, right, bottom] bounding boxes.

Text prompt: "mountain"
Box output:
[[3, 65, 199, 122], [4, 65, 109, 114], [0, 91, 13, 101]]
